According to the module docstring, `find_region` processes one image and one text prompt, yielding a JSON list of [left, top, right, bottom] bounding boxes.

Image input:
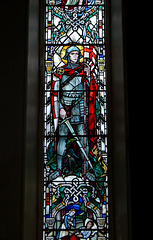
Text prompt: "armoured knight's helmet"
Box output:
[[63, 46, 83, 63]]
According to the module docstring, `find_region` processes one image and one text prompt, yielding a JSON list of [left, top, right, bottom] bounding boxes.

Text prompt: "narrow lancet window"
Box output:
[[43, 0, 109, 239]]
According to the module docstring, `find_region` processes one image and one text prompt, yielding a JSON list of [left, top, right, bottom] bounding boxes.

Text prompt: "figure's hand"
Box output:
[[84, 63, 90, 77], [69, 221, 73, 226], [76, 234, 83, 238], [60, 108, 67, 119]]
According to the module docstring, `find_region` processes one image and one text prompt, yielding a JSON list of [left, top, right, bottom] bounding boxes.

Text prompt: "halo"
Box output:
[[60, 45, 84, 64]]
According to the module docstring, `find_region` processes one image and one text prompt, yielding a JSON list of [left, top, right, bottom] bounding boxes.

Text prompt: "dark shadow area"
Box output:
[[0, 1, 28, 240], [123, 0, 148, 239]]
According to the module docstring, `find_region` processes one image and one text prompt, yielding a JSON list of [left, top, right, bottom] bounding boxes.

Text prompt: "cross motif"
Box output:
[[57, 67, 64, 75]]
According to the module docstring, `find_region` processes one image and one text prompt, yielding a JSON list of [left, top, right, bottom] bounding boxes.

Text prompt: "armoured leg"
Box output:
[[76, 124, 89, 169], [57, 123, 69, 170]]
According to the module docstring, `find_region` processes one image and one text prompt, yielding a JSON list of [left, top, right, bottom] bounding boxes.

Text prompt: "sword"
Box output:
[[60, 117, 93, 169]]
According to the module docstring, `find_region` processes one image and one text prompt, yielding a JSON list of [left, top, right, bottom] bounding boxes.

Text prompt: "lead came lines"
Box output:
[[43, 1, 108, 240]]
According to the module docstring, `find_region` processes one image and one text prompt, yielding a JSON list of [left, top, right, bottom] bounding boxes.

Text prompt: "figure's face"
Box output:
[[69, 210, 75, 216], [69, 51, 79, 64], [87, 221, 93, 229]]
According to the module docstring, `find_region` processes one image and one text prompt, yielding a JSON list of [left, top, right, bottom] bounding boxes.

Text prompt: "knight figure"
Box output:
[[50, 46, 98, 179]]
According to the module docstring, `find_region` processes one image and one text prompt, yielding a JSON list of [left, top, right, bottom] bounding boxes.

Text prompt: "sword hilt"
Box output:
[[60, 116, 73, 125]]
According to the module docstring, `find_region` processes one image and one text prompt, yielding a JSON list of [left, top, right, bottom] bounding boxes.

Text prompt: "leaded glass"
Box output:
[[43, 1, 108, 240]]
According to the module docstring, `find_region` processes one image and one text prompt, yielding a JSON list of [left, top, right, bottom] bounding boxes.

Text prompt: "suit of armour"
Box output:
[[51, 46, 97, 174], [57, 63, 89, 171]]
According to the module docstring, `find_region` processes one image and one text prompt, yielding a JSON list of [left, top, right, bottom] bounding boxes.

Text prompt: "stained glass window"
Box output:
[[43, 0, 108, 240]]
